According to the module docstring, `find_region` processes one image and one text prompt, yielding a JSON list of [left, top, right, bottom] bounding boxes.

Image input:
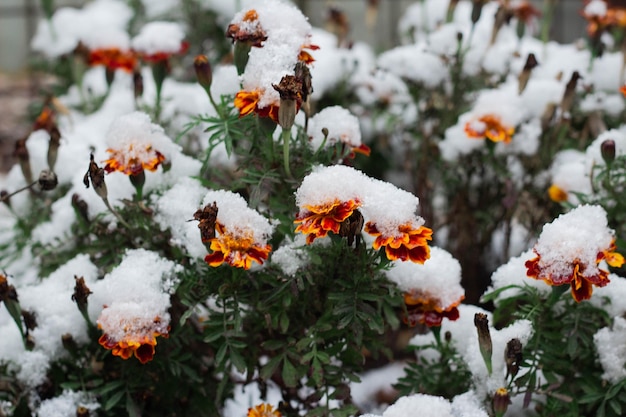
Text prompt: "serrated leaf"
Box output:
[[260, 355, 283, 380], [282, 358, 299, 387]]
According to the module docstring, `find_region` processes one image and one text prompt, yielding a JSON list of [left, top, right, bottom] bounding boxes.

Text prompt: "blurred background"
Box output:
[[0, 0, 586, 172]]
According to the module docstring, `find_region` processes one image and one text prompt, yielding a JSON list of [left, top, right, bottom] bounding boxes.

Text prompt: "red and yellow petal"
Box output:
[[234, 90, 260, 117], [295, 200, 361, 243]]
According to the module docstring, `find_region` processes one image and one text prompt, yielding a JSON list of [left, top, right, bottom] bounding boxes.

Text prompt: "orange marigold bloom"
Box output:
[[298, 43, 320, 64], [364, 222, 432, 263], [548, 184, 568, 203], [526, 240, 624, 302], [294, 199, 362, 244], [248, 403, 281, 417], [620, 84, 626, 96], [403, 291, 463, 327], [33, 106, 56, 132], [234, 90, 280, 122], [227, 9, 268, 47], [464, 114, 515, 143], [103, 144, 166, 175], [204, 222, 271, 269], [88, 48, 137, 72], [98, 315, 169, 364]]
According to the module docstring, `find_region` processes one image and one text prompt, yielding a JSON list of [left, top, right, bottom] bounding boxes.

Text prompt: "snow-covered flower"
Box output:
[[307, 106, 370, 156], [386, 247, 464, 327], [102, 112, 171, 175], [294, 165, 432, 263], [464, 114, 515, 144], [200, 190, 273, 270], [247, 403, 281, 417], [97, 304, 169, 364], [525, 205, 624, 302], [131, 21, 187, 63]]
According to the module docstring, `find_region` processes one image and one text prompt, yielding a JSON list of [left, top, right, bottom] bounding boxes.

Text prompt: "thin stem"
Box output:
[[0, 180, 38, 202], [102, 198, 132, 229], [282, 128, 293, 178]]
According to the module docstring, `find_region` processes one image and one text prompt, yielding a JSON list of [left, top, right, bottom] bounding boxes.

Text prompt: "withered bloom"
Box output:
[[48, 126, 61, 170], [338, 209, 364, 247], [273, 74, 303, 130], [560, 71, 582, 117], [72, 276, 92, 315], [474, 312, 493, 375], [38, 170, 58, 191], [22, 310, 37, 331], [327, 7, 350, 47], [133, 69, 144, 100], [71, 193, 90, 223], [14, 138, 33, 185], [518, 53, 538, 94], [194, 202, 219, 243], [84, 153, 108, 200], [505, 338, 523, 379], [1, 190, 10, 207]]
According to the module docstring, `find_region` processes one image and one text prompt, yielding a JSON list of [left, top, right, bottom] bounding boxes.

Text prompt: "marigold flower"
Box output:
[[365, 222, 432, 263], [403, 291, 462, 327], [298, 43, 320, 64], [204, 222, 272, 269], [234, 90, 280, 122], [295, 199, 362, 244], [386, 247, 463, 327], [548, 184, 568, 203], [248, 403, 281, 417], [97, 306, 169, 364], [511, 1, 541, 24], [132, 21, 188, 63], [102, 112, 173, 176], [199, 190, 274, 270], [88, 47, 137, 72], [620, 84, 626, 96], [464, 114, 515, 143], [227, 9, 268, 47], [525, 205, 624, 302]]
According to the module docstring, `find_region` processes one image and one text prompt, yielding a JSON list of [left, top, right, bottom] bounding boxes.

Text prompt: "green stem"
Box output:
[[540, 0, 555, 45], [282, 128, 293, 178], [102, 198, 132, 229]]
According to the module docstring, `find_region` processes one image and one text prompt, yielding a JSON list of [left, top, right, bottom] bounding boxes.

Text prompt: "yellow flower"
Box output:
[[464, 114, 515, 143], [204, 222, 271, 269], [548, 184, 568, 203], [247, 403, 281, 417]]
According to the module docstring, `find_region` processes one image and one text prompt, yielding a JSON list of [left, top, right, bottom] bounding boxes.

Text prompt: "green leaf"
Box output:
[[126, 393, 141, 417], [282, 358, 299, 387], [280, 313, 290, 333], [260, 355, 283, 380], [104, 390, 125, 411], [230, 348, 247, 373], [311, 357, 324, 387], [215, 343, 228, 368], [481, 285, 521, 303], [92, 380, 125, 395]]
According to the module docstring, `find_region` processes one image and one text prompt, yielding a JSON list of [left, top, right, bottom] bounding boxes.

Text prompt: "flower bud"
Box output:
[[493, 387, 511, 417], [38, 170, 58, 191], [471, 0, 485, 25], [474, 313, 493, 375], [233, 41, 252, 76], [133, 69, 144, 99], [518, 53, 538, 95], [194, 55, 213, 91], [601, 139, 616, 164]]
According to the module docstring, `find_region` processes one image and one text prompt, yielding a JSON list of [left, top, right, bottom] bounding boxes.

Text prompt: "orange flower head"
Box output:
[[548, 184, 568, 203], [204, 222, 272, 269], [403, 291, 463, 327], [248, 403, 281, 417], [525, 205, 624, 302], [298, 43, 320, 64], [620, 84, 626, 96], [365, 221, 432, 263], [200, 190, 274, 270], [33, 106, 56, 132], [227, 9, 268, 47], [295, 199, 362, 244], [97, 307, 169, 364], [234, 89, 280, 122], [464, 114, 515, 143], [103, 143, 165, 175], [88, 48, 137, 72]]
